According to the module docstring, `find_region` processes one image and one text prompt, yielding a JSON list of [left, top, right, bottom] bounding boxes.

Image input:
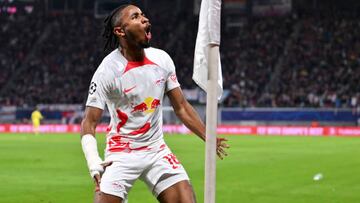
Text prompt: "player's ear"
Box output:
[[113, 26, 125, 37]]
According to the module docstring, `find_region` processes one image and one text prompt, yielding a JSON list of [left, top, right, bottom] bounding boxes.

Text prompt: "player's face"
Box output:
[[119, 5, 152, 48]]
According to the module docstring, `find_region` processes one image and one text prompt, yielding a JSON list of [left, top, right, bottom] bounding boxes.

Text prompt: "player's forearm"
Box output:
[[80, 119, 97, 136], [175, 102, 206, 141], [80, 109, 104, 178], [80, 106, 104, 137]]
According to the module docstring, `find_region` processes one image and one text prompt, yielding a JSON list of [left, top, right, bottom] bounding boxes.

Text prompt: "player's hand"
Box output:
[[216, 137, 229, 160], [93, 161, 113, 192]]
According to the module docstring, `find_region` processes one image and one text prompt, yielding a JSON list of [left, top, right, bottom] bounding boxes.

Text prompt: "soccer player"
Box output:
[[80, 4, 229, 203], [31, 107, 43, 135]]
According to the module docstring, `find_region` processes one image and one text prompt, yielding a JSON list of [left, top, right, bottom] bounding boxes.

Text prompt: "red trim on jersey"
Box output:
[[108, 141, 130, 152], [159, 144, 166, 151], [129, 122, 151, 135], [106, 125, 112, 132], [116, 109, 128, 133], [109, 145, 149, 153], [123, 57, 157, 75], [108, 135, 150, 153]]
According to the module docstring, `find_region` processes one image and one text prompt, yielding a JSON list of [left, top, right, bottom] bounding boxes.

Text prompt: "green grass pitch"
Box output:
[[0, 133, 360, 203]]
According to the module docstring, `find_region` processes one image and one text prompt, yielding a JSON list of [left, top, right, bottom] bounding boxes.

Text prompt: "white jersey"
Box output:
[[86, 48, 180, 160]]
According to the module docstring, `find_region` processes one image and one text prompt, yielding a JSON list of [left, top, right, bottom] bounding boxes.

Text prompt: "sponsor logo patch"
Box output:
[[155, 77, 165, 86], [131, 97, 161, 114]]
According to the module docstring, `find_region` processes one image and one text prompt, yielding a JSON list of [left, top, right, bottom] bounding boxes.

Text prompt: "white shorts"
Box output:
[[100, 145, 189, 201]]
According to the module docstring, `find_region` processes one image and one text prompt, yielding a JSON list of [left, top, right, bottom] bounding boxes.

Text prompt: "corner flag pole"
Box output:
[[204, 44, 220, 203], [192, 0, 222, 202]]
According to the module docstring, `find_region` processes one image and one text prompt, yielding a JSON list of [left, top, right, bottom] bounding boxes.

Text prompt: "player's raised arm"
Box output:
[[166, 87, 229, 159], [167, 87, 206, 140]]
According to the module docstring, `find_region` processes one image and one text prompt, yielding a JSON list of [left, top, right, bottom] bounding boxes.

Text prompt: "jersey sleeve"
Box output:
[[86, 66, 113, 110], [164, 52, 180, 92]]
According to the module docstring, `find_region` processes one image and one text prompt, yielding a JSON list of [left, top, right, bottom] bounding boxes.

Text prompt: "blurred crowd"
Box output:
[[221, 17, 294, 107], [1, 13, 103, 105], [0, 9, 359, 109], [274, 12, 360, 108], [0, 13, 46, 104]]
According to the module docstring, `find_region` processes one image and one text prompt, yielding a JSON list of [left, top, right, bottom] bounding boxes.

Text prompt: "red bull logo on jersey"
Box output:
[[131, 97, 161, 114]]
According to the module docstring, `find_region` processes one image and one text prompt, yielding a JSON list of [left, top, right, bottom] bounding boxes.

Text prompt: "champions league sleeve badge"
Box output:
[[89, 82, 97, 95]]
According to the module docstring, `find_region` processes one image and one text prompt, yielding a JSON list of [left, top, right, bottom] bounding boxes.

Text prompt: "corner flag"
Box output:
[[193, 0, 223, 99]]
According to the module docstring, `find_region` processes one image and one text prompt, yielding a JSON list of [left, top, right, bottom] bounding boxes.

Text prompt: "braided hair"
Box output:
[[102, 4, 131, 52]]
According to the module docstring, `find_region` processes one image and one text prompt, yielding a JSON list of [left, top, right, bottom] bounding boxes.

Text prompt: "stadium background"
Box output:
[[1, 0, 360, 202]]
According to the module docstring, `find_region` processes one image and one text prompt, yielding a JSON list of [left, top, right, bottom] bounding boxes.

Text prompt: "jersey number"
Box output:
[[163, 153, 180, 169]]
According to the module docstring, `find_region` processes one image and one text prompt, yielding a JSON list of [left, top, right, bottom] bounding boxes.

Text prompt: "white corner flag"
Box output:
[[193, 0, 222, 203], [193, 0, 223, 99]]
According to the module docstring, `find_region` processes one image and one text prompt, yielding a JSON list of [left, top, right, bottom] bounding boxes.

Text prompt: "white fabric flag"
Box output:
[[193, 0, 223, 100]]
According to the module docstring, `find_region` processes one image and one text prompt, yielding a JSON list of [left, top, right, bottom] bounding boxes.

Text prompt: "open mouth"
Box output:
[[145, 25, 152, 41]]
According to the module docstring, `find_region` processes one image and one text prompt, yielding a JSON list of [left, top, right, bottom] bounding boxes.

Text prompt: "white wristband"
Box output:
[[81, 134, 104, 178]]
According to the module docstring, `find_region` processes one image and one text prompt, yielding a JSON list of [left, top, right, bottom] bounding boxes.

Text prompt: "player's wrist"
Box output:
[[90, 170, 101, 178], [81, 134, 104, 178]]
